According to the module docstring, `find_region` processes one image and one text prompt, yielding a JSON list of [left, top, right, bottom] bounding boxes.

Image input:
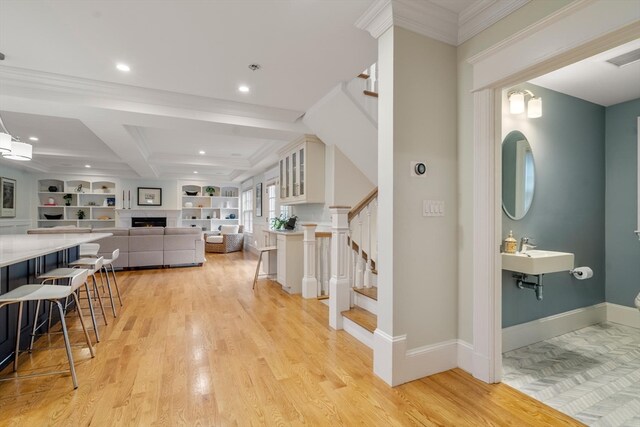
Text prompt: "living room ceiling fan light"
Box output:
[[0, 132, 11, 154], [0, 113, 32, 160], [2, 141, 32, 161]]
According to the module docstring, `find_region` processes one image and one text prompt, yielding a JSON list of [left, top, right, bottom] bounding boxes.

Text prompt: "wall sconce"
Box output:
[[508, 89, 542, 118]]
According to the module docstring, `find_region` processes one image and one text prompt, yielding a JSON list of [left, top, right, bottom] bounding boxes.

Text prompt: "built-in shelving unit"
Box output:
[[180, 184, 239, 231], [37, 179, 117, 228]]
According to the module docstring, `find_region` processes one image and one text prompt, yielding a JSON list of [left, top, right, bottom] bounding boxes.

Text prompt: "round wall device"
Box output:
[[414, 162, 427, 175]]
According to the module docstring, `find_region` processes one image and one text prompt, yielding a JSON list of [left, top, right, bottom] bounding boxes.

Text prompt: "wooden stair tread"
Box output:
[[341, 306, 377, 333], [363, 90, 378, 98], [354, 287, 377, 301]]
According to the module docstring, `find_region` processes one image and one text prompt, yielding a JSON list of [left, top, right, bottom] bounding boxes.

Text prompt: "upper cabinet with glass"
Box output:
[[502, 130, 535, 220], [278, 135, 325, 205]]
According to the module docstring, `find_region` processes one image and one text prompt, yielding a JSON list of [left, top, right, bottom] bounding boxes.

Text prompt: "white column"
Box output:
[[329, 206, 351, 330], [301, 223, 318, 299]]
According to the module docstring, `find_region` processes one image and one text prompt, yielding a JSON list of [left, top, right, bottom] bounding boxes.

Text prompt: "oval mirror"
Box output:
[[502, 130, 535, 220]]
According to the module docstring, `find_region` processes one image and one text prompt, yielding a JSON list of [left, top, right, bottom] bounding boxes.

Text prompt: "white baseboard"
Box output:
[[342, 316, 374, 349], [502, 303, 607, 352], [607, 302, 640, 328], [372, 330, 458, 386], [457, 340, 474, 374]]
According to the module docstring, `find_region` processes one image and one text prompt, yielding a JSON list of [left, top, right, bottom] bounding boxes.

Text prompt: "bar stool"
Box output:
[[253, 246, 277, 289], [35, 267, 101, 344], [69, 256, 116, 318], [0, 270, 95, 389], [79, 243, 100, 258], [102, 249, 123, 307]]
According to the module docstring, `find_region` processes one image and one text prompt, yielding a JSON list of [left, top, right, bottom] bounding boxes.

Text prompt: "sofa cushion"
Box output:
[[206, 235, 224, 244], [129, 227, 164, 236], [92, 227, 130, 236], [165, 227, 202, 236], [27, 227, 92, 234], [220, 225, 240, 235]]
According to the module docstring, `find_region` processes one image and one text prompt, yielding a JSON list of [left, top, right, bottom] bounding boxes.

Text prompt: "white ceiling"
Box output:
[[5, 0, 632, 182], [0, 0, 378, 181], [530, 38, 640, 107]]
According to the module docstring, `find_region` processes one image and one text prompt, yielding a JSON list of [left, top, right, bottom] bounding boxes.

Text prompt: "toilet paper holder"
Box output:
[[569, 266, 593, 280]]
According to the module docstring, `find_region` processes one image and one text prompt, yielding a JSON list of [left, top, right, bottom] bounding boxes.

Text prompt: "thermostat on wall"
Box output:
[[411, 161, 427, 177]]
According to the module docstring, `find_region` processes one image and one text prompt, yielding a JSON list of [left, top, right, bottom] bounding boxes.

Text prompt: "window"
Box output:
[[280, 204, 291, 218], [241, 188, 253, 233], [266, 182, 276, 224]]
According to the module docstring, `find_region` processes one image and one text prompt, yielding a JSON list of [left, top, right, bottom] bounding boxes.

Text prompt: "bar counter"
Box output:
[[0, 233, 111, 369]]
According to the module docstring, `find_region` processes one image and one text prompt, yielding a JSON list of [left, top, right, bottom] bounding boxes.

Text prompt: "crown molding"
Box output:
[[393, 0, 458, 46], [458, 0, 530, 44], [356, 0, 530, 46], [355, 0, 393, 39]]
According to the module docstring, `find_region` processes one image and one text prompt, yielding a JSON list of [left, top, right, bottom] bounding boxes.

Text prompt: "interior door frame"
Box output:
[[468, 1, 640, 383]]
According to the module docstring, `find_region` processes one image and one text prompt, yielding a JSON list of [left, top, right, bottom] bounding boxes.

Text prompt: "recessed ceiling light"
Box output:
[[238, 85, 250, 93], [29, 136, 39, 141], [116, 63, 131, 72], [199, 150, 205, 155], [85, 164, 91, 168], [193, 171, 198, 174]]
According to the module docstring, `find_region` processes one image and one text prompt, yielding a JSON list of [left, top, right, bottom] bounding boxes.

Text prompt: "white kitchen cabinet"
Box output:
[[278, 135, 324, 205]]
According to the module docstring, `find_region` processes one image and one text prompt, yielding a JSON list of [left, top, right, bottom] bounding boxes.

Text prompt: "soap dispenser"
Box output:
[[504, 230, 517, 254]]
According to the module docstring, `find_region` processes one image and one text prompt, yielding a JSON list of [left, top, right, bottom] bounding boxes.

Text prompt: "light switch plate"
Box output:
[[423, 200, 444, 217]]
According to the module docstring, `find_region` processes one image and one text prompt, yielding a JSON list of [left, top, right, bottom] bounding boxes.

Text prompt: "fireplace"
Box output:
[[131, 216, 167, 227]]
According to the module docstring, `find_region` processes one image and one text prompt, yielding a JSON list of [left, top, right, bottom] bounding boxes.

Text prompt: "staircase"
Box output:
[[339, 188, 378, 348], [303, 64, 378, 185]]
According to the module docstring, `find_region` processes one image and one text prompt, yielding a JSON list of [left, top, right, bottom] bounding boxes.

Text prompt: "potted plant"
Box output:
[[76, 209, 86, 220], [204, 186, 216, 196], [270, 214, 288, 230], [63, 194, 73, 206]]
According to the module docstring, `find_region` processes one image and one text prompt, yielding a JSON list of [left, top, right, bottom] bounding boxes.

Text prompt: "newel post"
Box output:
[[329, 206, 351, 330], [301, 223, 318, 299]]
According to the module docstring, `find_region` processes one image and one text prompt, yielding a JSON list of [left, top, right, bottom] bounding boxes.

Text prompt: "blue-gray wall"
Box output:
[[605, 98, 640, 308], [502, 84, 606, 328]]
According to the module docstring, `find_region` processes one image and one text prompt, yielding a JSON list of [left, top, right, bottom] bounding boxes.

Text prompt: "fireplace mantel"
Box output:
[[115, 209, 180, 228]]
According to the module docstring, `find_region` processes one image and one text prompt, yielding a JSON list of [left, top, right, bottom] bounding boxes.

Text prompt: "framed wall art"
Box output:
[[137, 187, 162, 206], [1, 177, 16, 217]]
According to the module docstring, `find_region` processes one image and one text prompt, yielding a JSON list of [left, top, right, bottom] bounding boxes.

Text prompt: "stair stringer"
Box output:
[[303, 83, 377, 185]]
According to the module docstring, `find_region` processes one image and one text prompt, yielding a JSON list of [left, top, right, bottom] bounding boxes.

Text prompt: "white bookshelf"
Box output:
[[180, 184, 239, 231]]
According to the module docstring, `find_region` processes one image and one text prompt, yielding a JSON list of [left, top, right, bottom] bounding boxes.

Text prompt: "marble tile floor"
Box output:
[[503, 322, 640, 427]]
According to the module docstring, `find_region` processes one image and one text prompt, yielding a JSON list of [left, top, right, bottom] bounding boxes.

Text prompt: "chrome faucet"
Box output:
[[519, 237, 536, 254]]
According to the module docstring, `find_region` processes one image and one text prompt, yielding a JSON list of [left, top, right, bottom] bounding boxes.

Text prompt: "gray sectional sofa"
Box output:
[[27, 227, 205, 268]]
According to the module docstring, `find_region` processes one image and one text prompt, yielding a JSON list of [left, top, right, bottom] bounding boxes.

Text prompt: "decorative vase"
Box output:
[[48, 185, 58, 192], [48, 197, 55, 205]]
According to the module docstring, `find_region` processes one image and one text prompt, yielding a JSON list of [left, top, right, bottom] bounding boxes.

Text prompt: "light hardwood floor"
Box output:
[[0, 252, 582, 426]]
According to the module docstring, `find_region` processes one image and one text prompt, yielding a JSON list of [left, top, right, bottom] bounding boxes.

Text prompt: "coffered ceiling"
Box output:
[[0, 0, 378, 181]]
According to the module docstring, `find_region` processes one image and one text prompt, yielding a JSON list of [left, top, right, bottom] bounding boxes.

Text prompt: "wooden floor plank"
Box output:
[[0, 251, 581, 426]]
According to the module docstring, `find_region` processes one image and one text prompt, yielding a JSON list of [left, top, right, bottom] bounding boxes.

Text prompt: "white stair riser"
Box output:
[[354, 291, 377, 315]]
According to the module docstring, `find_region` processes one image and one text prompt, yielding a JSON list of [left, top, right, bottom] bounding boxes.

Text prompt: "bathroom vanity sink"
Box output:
[[502, 250, 574, 275]]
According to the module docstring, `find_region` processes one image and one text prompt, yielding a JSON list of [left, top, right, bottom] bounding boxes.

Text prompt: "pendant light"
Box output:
[[0, 112, 33, 161]]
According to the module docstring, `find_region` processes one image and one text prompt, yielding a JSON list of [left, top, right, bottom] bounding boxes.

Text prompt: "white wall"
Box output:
[[391, 27, 458, 347], [0, 163, 36, 233]]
